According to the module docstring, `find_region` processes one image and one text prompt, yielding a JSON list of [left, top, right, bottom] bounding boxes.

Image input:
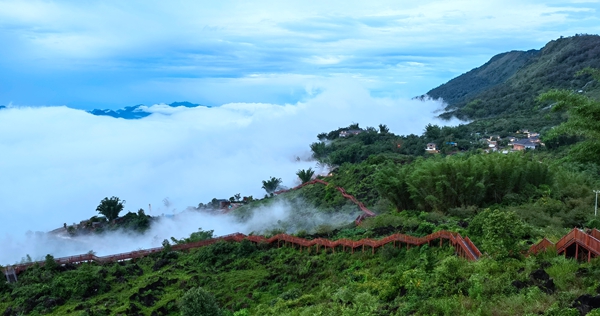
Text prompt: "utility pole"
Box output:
[[594, 190, 600, 217]]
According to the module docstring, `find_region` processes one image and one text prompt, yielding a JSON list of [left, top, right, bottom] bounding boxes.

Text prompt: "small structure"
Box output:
[[217, 199, 231, 209], [4, 266, 17, 283], [512, 139, 537, 151], [426, 143, 437, 151], [339, 130, 363, 137]]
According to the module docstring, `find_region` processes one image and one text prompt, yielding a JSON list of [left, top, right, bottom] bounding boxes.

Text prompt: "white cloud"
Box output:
[[0, 80, 460, 264], [1, 0, 598, 107]]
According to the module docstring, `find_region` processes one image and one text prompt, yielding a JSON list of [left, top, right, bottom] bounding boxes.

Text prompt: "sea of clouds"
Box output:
[[0, 79, 459, 264]]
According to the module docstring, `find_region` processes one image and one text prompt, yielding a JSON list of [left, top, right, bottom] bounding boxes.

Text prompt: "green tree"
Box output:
[[296, 168, 315, 184], [378, 124, 389, 134], [262, 177, 282, 195], [539, 67, 600, 165], [374, 162, 415, 211], [44, 254, 58, 271], [180, 286, 222, 316], [96, 196, 125, 221], [310, 142, 328, 159], [470, 209, 528, 259]]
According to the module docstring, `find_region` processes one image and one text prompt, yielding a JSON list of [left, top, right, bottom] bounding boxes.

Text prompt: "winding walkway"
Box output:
[[273, 179, 376, 224], [529, 228, 600, 262], [4, 230, 481, 281]]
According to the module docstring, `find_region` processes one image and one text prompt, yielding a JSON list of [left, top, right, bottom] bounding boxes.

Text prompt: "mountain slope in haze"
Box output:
[[88, 101, 208, 119], [426, 34, 600, 120], [426, 50, 539, 107]]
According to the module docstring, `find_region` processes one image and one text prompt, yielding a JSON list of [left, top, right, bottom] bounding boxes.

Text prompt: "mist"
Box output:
[[0, 79, 460, 264]]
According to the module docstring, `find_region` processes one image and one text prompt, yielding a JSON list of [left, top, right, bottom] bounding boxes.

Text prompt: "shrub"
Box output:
[[180, 287, 222, 316]]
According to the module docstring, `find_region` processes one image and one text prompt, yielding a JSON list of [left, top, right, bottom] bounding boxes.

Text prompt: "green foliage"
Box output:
[[95, 196, 125, 221], [374, 161, 415, 211], [375, 153, 553, 214], [180, 287, 222, 316], [432, 35, 600, 120], [539, 72, 600, 165], [262, 177, 282, 195], [44, 254, 58, 271], [117, 209, 151, 233], [171, 228, 214, 245], [296, 168, 315, 184], [470, 209, 529, 259]]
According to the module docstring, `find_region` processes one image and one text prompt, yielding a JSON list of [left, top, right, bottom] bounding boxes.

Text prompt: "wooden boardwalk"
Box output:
[[529, 228, 600, 262], [4, 230, 481, 282], [273, 179, 376, 224]]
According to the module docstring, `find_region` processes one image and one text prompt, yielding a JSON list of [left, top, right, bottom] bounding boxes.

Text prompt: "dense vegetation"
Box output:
[[4, 36, 600, 315], [3, 217, 600, 316], [428, 34, 600, 120]]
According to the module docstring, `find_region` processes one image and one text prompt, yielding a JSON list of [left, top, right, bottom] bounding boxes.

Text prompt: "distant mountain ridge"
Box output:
[[425, 34, 600, 120], [88, 101, 208, 119]]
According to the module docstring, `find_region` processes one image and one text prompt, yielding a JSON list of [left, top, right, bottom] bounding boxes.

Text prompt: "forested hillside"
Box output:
[[427, 34, 600, 120], [4, 35, 600, 316]]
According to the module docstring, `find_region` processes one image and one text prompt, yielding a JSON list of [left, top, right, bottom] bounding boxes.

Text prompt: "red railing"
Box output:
[[528, 228, 600, 261], [3, 229, 481, 277], [273, 179, 376, 223]]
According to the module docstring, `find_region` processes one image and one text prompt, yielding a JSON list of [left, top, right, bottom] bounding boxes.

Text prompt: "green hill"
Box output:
[[426, 34, 600, 120]]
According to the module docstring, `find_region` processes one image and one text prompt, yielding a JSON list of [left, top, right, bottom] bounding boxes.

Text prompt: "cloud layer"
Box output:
[[0, 81, 460, 263], [0, 0, 598, 108]]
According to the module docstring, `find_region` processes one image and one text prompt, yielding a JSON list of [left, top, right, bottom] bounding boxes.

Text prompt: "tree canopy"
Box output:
[[262, 177, 282, 195], [539, 67, 600, 165], [296, 168, 315, 184], [179, 287, 222, 316], [96, 196, 125, 221]]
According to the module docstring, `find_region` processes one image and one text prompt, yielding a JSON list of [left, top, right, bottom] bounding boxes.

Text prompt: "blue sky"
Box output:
[[1, 0, 599, 109]]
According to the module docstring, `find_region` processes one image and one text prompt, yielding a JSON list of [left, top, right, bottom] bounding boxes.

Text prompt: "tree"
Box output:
[[538, 67, 600, 165], [378, 124, 389, 134], [469, 209, 528, 259], [262, 177, 282, 195], [44, 254, 58, 271], [96, 196, 125, 221], [180, 287, 222, 316], [296, 168, 315, 184]]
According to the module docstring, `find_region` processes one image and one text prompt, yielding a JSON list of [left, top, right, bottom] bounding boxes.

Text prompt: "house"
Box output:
[[512, 139, 537, 151], [217, 199, 230, 209], [339, 129, 363, 137], [446, 142, 457, 146], [426, 143, 437, 151]]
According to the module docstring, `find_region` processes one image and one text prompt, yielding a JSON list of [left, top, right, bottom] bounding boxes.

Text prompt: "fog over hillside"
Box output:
[[0, 80, 460, 264]]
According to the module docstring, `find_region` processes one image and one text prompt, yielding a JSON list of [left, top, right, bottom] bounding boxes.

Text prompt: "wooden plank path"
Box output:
[[4, 229, 481, 282], [4, 179, 486, 282], [529, 228, 600, 262], [273, 179, 376, 224]]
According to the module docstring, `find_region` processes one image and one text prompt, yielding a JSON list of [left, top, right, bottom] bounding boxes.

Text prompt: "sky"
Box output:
[[1, 0, 599, 263], [0, 0, 598, 109]]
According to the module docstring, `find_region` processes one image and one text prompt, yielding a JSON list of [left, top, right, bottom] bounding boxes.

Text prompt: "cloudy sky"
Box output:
[[1, 0, 598, 108], [1, 0, 599, 263]]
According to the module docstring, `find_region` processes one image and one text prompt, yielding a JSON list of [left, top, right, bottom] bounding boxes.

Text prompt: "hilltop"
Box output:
[[425, 34, 600, 120]]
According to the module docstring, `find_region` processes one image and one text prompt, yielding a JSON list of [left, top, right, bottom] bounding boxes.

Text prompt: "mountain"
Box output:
[[88, 101, 208, 119], [425, 34, 600, 120]]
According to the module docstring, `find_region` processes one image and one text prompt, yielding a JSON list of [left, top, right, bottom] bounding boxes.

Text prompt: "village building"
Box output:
[[339, 129, 363, 137], [512, 139, 538, 151], [426, 143, 438, 152]]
